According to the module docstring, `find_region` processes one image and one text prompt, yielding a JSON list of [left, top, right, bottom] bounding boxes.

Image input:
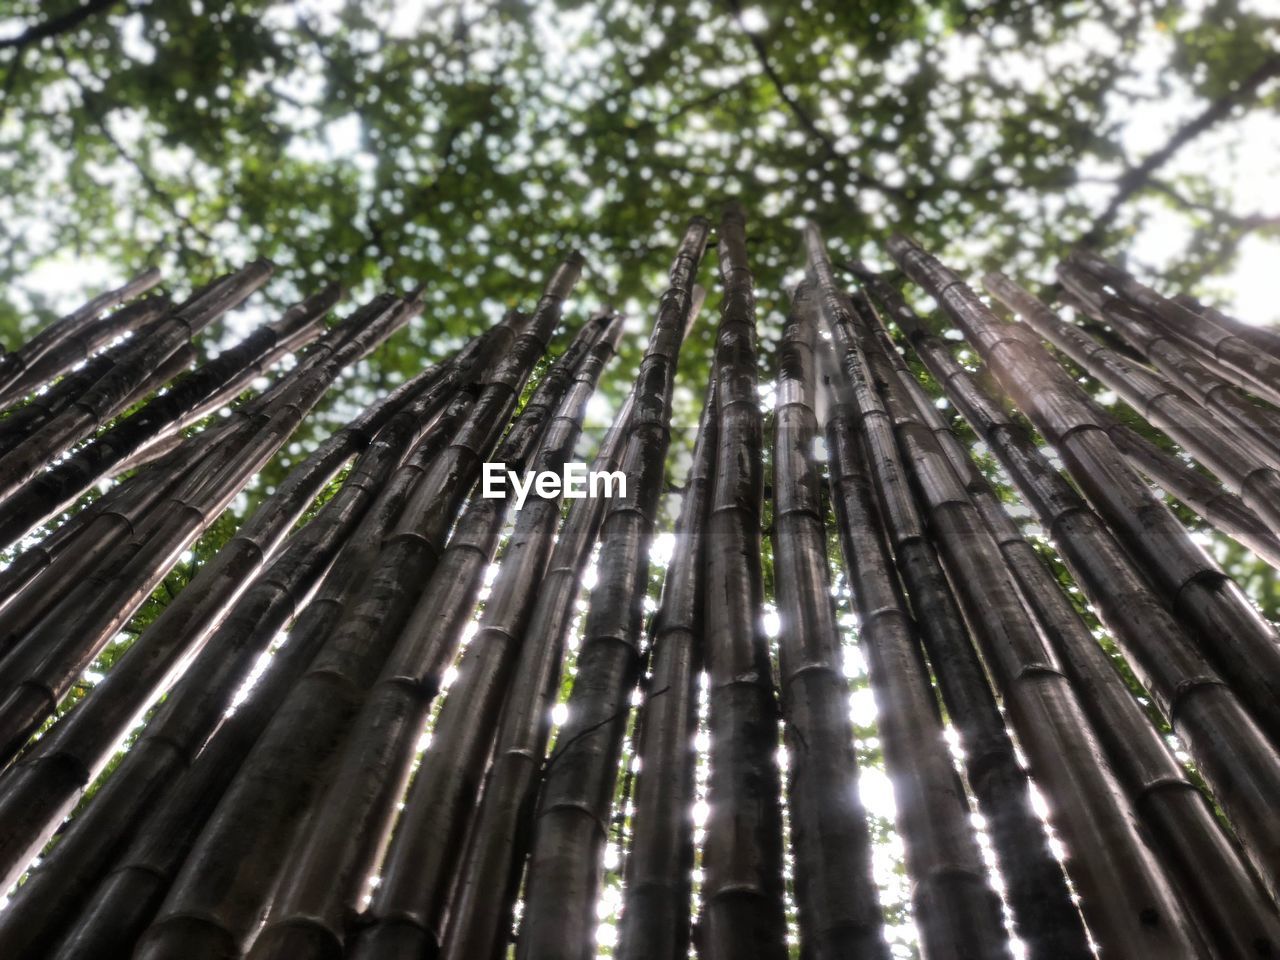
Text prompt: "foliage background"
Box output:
[[2, 2, 1279, 952]]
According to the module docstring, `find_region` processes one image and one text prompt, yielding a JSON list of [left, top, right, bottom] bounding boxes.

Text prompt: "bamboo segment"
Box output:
[[985, 272, 1280, 537], [515, 218, 709, 960], [0, 360, 487, 960], [253, 312, 622, 960], [42, 398, 479, 960], [131, 254, 580, 960], [854, 268, 1280, 957], [824, 399, 1010, 960], [0, 291, 362, 658], [1058, 263, 1280, 470], [0, 266, 163, 404], [0, 259, 274, 499], [834, 292, 1090, 959], [882, 241, 1280, 905], [1068, 250, 1280, 407], [434, 392, 636, 960], [607, 380, 715, 960], [0, 293, 417, 762], [1106, 419, 1280, 569], [771, 285, 888, 960], [0, 284, 340, 550], [1172, 290, 1280, 363], [0, 297, 177, 457], [893, 237, 1280, 746], [823, 231, 1204, 957], [0, 329, 487, 903], [697, 204, 787, 960]]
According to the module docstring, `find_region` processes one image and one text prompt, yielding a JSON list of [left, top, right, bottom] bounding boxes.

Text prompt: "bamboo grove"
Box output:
[[0, 205, 1277, 960]]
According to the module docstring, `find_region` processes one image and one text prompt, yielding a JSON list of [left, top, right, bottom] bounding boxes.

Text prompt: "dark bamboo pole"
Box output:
[[131, 254, 581, 960], [0, 340, 494, 960], [895, 237, 1280, 745], [0, 266, 162, 403], [823, 394, 1011, 960], [1059, 264, 1280, 467], [0, 327, 494, 905], [431, 391, 637, 960], [0, 259, 274, 498], [604, 379, 714, 960], [1069, 249, 1280, 407], [883, 241, 1280, 902], [853, 270, 1280, 957], [985, 272, 1280, 537], [834, 289, 1091, 960], [0, 293, 175, 408], [770, 284, 888, 960], [0, 298, 181, 457], [514, 218, 709, 960], [0, 284, 340, 550], [1105, 418, 1280, 569], [1173, 291, 1280, 362], [39, 393, 482, 960], [696, 204, 787, 960], [251, 312, 622, 960], [0, 288, 366, 655], [816, 229, 1206, 957], [0, 293, 418, 760]]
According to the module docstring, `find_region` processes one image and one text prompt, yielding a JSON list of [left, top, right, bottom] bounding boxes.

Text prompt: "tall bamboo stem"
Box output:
[[515, 219, 708, 960]]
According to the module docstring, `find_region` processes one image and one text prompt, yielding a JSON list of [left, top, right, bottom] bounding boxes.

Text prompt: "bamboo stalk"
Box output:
[[428, 391, 637, 960], [0, 296, 176, 456], [0, 326, 491, 904], [1173, 291, 1280, 363], [0, 284, 340, 550], [696, 204, 788, 960], [883, 239, 1280, 904], [41, 389, 481, 960], [854, 268, 1280, 956], [251, 311, 622, 960], [0, 292, 417, 764], [836, 289, 1091, 959], [1068, 249, 1280, 407], [770, 284, 889, 960], [0, 260, 274, 499], [985, 272, 1280, 537], [821, 229, 1206, 957], [0, 354, 487, 959], [1057, 263, 1280, 470], [131, 254, 581, 960], [514, 218, 708, 960], [337, 313, 622, 960], [0, 267, 162, 404], [583, 378, 713, 960], [823, 395, 1011, 960]]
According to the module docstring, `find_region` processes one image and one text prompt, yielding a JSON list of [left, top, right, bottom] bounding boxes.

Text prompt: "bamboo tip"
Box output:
[[720, 201, 747, 224], [844, 258, 873, 280], [885, 233, 919, 257]]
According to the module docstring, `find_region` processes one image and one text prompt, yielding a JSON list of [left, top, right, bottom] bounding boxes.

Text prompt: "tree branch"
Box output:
[[0, 0, 123, 51], [721, 0, 908, 201], [1147, 177, 1280, 232], [1082, 52, 1280, 244]]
